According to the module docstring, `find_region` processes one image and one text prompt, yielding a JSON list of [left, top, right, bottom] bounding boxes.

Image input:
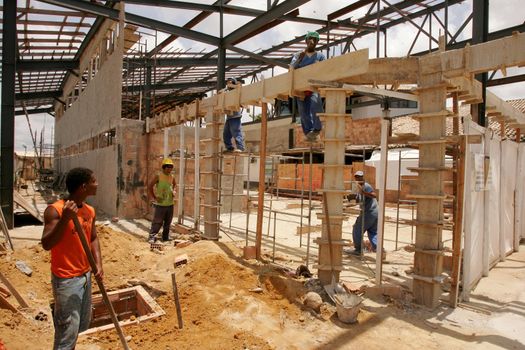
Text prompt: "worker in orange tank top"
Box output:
[[42, 167, 102, 350]]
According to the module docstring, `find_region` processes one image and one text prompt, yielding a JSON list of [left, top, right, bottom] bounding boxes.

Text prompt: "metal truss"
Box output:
[[2, 0, 524, 119]]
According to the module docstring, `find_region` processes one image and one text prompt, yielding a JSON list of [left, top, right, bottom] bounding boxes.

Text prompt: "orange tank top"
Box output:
[[49, 200, 95, 278]]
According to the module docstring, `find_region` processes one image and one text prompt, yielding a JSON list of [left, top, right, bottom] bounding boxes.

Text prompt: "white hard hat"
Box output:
[[354, 171, 364, 177]]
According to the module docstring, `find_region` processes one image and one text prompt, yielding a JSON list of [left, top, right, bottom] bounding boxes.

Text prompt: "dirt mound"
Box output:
[[1, 225, 313, 349]]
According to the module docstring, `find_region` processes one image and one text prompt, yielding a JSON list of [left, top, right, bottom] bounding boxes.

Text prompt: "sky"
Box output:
[[4, 0, 525, 152]]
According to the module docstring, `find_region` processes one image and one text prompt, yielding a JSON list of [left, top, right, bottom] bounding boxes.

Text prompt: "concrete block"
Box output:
[[174, 254, 188, 267]]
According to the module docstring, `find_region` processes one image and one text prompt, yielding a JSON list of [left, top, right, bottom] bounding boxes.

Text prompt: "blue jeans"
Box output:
[[297, 92, 323, 136], [352, 212, 378, 252], [223, 117, 245, 151], [52, 271, 92, 350]]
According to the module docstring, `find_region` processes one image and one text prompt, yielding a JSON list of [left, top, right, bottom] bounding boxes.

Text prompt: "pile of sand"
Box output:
[[1, 225, 313, 350]]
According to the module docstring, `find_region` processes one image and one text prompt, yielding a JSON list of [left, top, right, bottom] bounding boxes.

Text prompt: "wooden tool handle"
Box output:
[[72, 216, 130, 350], [171, 272, 183, 329]]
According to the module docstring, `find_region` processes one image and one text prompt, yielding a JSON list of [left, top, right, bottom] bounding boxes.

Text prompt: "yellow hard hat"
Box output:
[[161, 158, 174, 167]]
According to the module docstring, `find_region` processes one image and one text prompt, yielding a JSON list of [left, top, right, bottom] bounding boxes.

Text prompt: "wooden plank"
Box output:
[[449, 136, 464, 307], [376, 116, 389, 285], [486, 90, 525, 125], [13, 191, 43, 223], [341, 57, 419, 84], [0, 208, 14, 250], [440, 32, 525, 77], [0, 272, 29, 308], [0, 293, 17, 312]]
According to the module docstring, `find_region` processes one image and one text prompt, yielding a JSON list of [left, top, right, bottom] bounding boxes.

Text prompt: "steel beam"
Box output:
[[126, 81, 215, 93], [40, 0, 219, 46], [487, 74, 525, 87], [223, 0, 309, 45], [327, 0, 375, 21], [147, 0, 231, 58], [472, 0, 488, 127], [225, 45, 289, 69], [17, 59, 79, 72], [130, 57, 288, 67], [1, 0, 16, 229], [15, 91, 63, 101], [15, 107, 54, 116]]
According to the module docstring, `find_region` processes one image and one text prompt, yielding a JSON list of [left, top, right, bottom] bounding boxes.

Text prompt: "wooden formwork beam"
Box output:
[[202, 108, 221, 240], [150, 49, 369, 128], [316, 88, 350, 284], [413, 54, 447, 309]]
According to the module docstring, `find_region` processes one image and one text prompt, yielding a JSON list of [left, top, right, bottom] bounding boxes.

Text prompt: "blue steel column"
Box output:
[[217, 1, 226, 90], [1, 0, 17, 228], [472, 0, 488, 127]]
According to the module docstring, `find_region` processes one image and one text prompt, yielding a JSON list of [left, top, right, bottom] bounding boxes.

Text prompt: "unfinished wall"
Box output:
[[117, 119, 148, 218], [54, 18, 123, 216], [58, 146, 118, 215]]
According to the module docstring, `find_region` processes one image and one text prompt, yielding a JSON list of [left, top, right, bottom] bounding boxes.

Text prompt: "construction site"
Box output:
[[1, 1, 525, 349]]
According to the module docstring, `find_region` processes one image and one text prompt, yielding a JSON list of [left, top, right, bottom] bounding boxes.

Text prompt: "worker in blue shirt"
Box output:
[[289, 31, 326, 142], [350, 171, 379, 255], [223, 77, 245, 153]]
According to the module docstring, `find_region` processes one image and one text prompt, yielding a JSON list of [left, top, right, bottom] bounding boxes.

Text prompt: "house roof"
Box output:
[[391, 99, 525, 143]]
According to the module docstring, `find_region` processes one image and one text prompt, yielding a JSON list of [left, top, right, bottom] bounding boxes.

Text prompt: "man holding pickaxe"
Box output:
[[42, 167, 102, 350]]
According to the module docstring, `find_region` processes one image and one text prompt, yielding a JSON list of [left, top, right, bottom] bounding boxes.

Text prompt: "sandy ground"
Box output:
[[1, 194, 524, 349]]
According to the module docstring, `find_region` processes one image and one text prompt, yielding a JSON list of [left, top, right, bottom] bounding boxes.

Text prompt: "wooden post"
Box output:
[[170, 272, 183, 329], [202, 107, 221, 240], [412, 55, 447, 308], [317, 89, 348, 285], [516, 128, 521, 143], [256, 102, 268, 260], [0, 272, 28, 308], [375, 114, 390, 285], [194, 117, 201, 231], [450, 136, 465, 307]]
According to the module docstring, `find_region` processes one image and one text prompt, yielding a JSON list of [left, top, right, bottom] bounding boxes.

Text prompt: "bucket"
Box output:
[[335, 294, 362, 324]]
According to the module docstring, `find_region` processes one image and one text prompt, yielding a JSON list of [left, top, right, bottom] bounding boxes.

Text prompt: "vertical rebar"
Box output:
[[266, 156, 275, 237], [299, 153, 305, 247], [229, 153, 237, 228], [245, 153, 251, 246], [306, 146, 313, 266], [395, 149, 402, 251], [272, 211, 277, 262]]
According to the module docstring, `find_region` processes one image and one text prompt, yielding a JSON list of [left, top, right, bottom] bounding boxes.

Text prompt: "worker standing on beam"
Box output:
[[223, 77, 246, 153], [148, 158, 177, 243], [41, 167, 102, 350], [289, 31, 326, 142]]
